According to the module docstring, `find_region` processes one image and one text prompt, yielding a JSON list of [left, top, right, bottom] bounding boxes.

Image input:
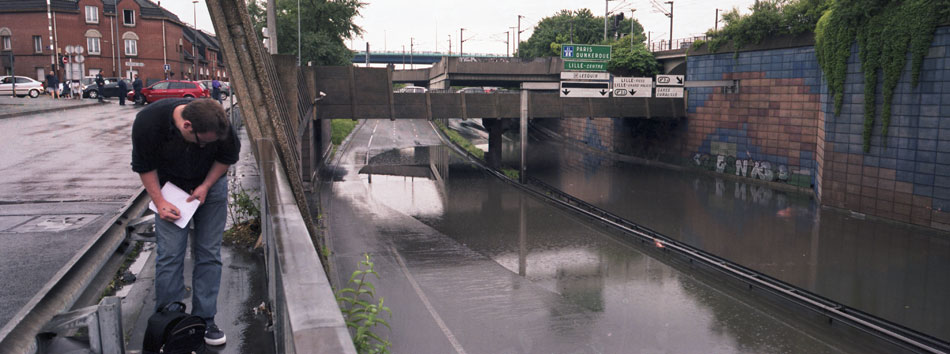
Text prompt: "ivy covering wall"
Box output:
[[815, 0, 947, 152]]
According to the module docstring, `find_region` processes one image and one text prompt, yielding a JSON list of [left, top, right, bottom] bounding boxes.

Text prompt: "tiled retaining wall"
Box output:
[[540, 26, 950, 230], [819, 27, 950, 230]]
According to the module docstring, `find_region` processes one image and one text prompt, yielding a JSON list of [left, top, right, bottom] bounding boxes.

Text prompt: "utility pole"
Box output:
[[448, 35, 451, 56], [401, 45, 405, 70], [505, 31, 509, 57], [570, 11, 575, 43], [630, 9, 636, 47], [517, 15, 524, 54], [459, 28, 465, 57], [410, 37, 414, 68], [365, 42, 369, 67], [666, 1, 673, 50], [715, 8, 720, 31], [266, 0, 278, 54], [604, 0, 609, 41], [297, 0, 301, 66]]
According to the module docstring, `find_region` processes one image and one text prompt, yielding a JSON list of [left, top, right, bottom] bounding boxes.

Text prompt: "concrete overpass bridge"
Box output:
[[391, 55, 688, 89], [352, 51, 508, 65]]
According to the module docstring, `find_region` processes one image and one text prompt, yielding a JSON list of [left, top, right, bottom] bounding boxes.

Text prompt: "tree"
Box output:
[[245, 0, 364, 66], [518, 8, 657, 77]]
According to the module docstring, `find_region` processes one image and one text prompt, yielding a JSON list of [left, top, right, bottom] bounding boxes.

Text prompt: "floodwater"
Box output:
[[325, 119, 913, 353], [521, 136, 950, 344]]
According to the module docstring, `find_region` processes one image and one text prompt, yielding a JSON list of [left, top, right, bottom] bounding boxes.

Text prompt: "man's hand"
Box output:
[[188, 184, 210, 205], [155, 199, 181, 221]]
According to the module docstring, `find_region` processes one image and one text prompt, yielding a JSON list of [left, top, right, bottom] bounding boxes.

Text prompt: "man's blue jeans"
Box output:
[[154, 177, 228, 323]]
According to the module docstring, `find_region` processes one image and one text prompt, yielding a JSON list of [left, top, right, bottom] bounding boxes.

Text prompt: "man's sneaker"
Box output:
[[205, 324, 227, 346]]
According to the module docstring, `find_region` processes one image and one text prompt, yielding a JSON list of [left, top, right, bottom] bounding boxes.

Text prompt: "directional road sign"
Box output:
[[560, 81, 611, 98], [561, 72, 609, 81], [613, 77, 652, 98], [563, 61, 607, 72], [656, 87, 684, 98], [656, 74, 684, 86], [560, 44, 611, 61]]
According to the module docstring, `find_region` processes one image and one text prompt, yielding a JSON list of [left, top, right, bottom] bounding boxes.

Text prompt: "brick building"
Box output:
[[0, 0, 225, 84]]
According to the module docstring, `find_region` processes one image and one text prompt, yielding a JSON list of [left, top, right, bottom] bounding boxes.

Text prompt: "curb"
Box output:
[[0, 101, 105, 120]]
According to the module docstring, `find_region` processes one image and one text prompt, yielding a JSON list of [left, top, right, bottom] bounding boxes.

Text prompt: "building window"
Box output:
[[85, 6, 99, 24], [33, 36, 42, 53], [1, 36, 10, 51], [122, 32, 139, 56], [123, 10, 135, 26], [87, 37, 100, 55], [125, 39, 137, 56]]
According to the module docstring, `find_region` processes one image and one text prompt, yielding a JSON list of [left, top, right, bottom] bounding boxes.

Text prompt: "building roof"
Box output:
[[0, 0, 76, 12]]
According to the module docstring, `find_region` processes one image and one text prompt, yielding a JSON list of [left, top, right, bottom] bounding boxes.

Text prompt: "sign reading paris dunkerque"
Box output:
[[560, 44, 611, 61]]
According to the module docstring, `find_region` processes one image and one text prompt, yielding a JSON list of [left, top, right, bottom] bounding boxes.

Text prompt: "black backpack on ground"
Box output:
[[143, 302, 207, 354]]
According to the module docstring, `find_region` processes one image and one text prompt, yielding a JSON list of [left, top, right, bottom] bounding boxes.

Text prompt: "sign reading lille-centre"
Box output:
[[563, 61, 607, 71], [561, 44, 611, 61]]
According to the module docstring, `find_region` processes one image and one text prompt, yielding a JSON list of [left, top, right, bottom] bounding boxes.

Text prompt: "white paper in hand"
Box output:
[[148, 182, 201, 229]]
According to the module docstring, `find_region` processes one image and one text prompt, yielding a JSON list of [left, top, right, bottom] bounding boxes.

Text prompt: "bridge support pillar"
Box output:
[[483, 118, 504, 169]]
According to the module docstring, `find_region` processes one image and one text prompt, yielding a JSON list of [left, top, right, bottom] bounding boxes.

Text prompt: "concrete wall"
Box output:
[[544, 26, 950, 230]]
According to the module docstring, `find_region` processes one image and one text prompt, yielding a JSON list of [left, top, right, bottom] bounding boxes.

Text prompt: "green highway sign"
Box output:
[[563, 61, 607, 71], [560, 44, 611, 61]]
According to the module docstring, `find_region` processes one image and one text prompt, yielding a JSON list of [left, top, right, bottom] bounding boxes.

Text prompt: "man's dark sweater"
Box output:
[[131, 98, 240, 191]]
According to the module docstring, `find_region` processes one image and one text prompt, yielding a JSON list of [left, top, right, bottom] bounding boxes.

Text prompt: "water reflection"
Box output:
[[525, 138, 950, 342], [357, 143, 884, 353]]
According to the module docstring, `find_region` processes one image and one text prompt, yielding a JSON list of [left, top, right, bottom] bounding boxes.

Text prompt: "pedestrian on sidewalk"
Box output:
[[131, 98, 240, 347], [95, 73, 105, 103], [117, 78, 128, 105], [46, 73, 59, 99], [133, 75, 143, 105], [211, 78, 221, 103]]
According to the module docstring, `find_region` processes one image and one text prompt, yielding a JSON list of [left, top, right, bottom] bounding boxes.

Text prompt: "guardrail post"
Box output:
[[96, 296, 124, 353]]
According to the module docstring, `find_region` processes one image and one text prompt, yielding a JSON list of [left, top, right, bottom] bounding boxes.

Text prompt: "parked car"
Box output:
[[396, 86, 427, 93], [82, 77, 130, 99], [0, 76, 45, 98], [128, 80, 209, 104], [199, 80, 231, 99]]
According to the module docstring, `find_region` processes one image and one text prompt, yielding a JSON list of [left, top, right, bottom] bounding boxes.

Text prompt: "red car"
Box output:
[[129, 80, 209, 104]]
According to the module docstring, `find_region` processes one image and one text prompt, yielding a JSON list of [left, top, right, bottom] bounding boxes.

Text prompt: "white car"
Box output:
[[396, 86, 427, 93], [0, 76, 45, 98]]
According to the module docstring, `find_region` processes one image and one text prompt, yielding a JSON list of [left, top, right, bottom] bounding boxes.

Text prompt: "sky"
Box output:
[[164, 0, 758, 56]]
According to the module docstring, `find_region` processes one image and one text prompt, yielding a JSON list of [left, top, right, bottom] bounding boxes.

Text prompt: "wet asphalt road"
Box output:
[[0, 102, 142, 328], [323, 119, 888, 353]]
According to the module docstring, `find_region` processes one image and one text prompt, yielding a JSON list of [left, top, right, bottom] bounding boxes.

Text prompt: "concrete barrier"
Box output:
[[257, 139, 355, 354]]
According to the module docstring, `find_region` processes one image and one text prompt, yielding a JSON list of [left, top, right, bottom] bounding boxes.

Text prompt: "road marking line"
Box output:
[[389, 245, 467, 354]]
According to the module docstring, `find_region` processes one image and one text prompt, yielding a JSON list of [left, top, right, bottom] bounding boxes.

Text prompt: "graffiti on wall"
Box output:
[[693, 153, 789, 183]]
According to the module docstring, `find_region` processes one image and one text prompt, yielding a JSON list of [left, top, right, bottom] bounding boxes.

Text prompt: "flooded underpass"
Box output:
[[322, 119, 933, 353]]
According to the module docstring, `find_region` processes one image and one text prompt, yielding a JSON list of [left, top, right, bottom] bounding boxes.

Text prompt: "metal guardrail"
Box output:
[[257, 139, 355, 354], [0, 189, 150, 353]]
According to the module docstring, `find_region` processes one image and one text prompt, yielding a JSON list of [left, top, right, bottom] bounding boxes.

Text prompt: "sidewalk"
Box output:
[[0, 95, 102, 119], [120, 125, 274, 353]]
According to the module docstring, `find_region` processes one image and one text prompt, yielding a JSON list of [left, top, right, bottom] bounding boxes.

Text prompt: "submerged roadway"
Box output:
[[321, 118, 896, 353]]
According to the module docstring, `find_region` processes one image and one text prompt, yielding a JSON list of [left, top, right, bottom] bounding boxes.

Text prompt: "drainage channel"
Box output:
[[520, 176, 948, 354], [0, 188, 150, 353]]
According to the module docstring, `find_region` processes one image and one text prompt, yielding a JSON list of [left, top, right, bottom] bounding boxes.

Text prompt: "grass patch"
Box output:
[[434, 121, 484, 160], [332, 119, 358, 145], [225, 184, 262, 249], [502, 168, 520, 180], [101, 241, 144, 298]]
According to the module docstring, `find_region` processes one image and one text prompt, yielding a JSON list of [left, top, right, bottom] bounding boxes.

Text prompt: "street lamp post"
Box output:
[[665, 1, 673, 50], [192, 0, 198, 80], [459, 28, 465, 57]]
